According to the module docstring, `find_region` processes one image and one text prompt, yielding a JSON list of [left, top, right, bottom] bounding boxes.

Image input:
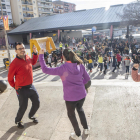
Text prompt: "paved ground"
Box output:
[[0, 82, 140, 140]]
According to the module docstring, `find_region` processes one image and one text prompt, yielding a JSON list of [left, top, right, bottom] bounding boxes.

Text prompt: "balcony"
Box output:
[[39, 9, 52, 13], [53, 11, 59, 13], [64, 4, 69, 7], [0, 6, 6, 9], [23, 14, 34, 17], [40, 0, 46, 2], [44, 5, 52, 8], [0, 13, 7, 15], [59, 7, 63, 9], [38, 4, 44, 7], [22, 1, 33, 5], [22, 8, 33, 11]]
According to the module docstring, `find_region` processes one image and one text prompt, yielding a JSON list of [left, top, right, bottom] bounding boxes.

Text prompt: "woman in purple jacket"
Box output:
[[39, 48, 90, 140]]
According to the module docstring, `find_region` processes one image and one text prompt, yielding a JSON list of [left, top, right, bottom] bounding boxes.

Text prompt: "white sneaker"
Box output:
[[70, 133, 82, 140], [84, 127, 90, 135]]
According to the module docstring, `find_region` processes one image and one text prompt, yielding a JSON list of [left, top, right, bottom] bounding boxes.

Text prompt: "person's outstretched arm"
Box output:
[[39, 54, 62, 76], [31, 46, 38, 65], [131, 64, 140, 82]]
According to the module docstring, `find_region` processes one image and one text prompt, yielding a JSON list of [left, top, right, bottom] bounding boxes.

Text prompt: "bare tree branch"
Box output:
[[117, 2, 140, 26]]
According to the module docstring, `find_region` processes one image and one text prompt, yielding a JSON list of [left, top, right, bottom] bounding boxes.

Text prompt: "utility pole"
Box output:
[[0, 0, 11, 63]]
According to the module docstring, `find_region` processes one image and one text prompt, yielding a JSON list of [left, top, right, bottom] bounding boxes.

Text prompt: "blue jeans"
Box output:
[[126, 66, 129, 73], [98, 63, 103, 71]]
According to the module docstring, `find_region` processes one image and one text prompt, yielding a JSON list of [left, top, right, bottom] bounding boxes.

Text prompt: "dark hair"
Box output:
[[63, 48, 83, 65], [15, 42, 23, 50]]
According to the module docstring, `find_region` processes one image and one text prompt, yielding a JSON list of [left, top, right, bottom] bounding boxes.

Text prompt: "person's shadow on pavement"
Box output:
[[0, 122, 36, 140]]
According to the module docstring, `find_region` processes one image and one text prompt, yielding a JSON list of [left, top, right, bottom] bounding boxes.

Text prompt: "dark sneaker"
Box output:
[[29, 117, 38, 124], [16, 121, 24, 129]]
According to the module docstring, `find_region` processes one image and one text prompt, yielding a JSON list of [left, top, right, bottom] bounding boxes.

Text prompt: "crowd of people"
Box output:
[[47, 37, 140, 75]]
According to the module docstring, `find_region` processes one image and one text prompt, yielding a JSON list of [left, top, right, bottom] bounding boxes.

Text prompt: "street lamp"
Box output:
[[0, 0, 11, 63]]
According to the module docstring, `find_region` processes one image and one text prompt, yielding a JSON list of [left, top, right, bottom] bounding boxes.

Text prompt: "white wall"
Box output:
[[8, 35, 23, 44]]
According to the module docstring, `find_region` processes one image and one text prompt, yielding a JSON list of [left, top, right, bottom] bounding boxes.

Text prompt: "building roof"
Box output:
[[52, 0, 76, 5], [8, 4, 125, 35]]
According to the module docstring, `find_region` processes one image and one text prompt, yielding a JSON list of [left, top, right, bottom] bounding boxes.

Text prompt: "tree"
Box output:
[[118, 1, 140, 26], [117, 1, 140, 40]]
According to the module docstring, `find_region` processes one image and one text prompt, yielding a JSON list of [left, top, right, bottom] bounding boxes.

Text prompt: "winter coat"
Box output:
[[116, 54, 121, 62], [112, 56, 117, 67]]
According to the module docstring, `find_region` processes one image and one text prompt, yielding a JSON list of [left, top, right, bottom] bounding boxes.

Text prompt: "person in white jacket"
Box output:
[[47, 55, 52, 67]]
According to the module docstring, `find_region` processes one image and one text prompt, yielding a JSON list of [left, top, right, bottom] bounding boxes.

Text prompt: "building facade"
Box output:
[[53, 0, 76, 14], [10, 0, 39, 25], [0, 0, 13, 26], [37, 0, 53, 17]]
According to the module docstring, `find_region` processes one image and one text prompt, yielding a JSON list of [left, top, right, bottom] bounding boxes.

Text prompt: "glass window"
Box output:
[[19, 5, 21, 8], [20, 12, 22, 15]]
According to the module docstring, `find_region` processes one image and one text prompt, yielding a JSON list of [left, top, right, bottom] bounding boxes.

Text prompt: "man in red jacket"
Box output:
[[8, 42, 40, 129]]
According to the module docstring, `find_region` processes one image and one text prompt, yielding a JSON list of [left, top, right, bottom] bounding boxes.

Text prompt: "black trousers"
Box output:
[[104, 65, 107, 74], [112, 66, 116, 72], [117, 62, 121, 68], [48, 63, 52, 67], [65, 98, 88, 137], [15, 84, 40, 123]]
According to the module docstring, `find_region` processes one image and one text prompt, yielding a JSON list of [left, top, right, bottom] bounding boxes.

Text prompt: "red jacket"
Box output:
[[116, 54, 121, 62], [8, 54, 38, 90]]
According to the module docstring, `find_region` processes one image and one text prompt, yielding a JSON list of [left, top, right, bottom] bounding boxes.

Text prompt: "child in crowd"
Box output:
[[123, 53, 128, 65], [87, 56, 93, 72], [98, 54, 103, 73], [47, 55, 52, 67], [103, 56, 107, 74], [124, 56, 131, 74]]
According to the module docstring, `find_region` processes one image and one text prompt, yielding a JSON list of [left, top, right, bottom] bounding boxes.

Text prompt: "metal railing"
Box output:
[[59, 7, 63, 9], [44, 5, 52, 8], [0, 6, 6, 9], [0, 13, 7, 15], [64, 4, 69, 7], [22, 8, 33, 11], [22, 1, 33, 5], [39, 9, 52, 13], [23, 14, 34, 17]]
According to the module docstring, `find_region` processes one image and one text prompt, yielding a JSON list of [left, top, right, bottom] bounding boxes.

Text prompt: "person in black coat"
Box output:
[[103, 57, 107, 74], [112, 54, 117, 73]]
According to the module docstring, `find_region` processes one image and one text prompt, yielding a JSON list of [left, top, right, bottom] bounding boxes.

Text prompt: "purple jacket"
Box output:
[[39, 54, 90, 101]]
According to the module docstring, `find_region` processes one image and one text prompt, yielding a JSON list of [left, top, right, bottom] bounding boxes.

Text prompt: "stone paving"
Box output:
[[1, 83, 140, 140]]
